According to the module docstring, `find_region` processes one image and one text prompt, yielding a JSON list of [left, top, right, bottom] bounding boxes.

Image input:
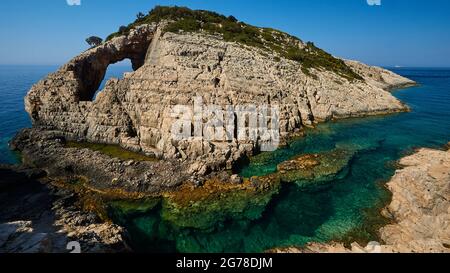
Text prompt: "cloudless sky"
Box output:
[[0, 0, 449, 67]]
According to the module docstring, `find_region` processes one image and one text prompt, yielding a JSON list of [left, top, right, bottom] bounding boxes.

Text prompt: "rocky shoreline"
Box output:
[[0, 165, 127, 253], [17, 25, 416, 187], [2, 7, 426, 253], [24, 17, 415, 175], [270, 145, 450, 253], [4, 138, 448, 253]]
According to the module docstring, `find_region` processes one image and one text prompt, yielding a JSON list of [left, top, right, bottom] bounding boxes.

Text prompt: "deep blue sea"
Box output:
[[0, 66, 449, 252]]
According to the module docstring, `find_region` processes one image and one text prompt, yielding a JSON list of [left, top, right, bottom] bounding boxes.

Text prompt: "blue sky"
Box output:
[[0, 0, 449, 67]]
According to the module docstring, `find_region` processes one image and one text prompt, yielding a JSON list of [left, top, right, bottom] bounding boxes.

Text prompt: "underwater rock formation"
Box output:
[[161, 176, 281, 230], [271, 145, 450, 253], [277, 149, 355, 186], [8, 7, 421, 253]]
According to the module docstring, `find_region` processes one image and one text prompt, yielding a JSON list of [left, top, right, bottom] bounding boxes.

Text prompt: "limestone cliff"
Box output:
[[24, 7, 415, 171]]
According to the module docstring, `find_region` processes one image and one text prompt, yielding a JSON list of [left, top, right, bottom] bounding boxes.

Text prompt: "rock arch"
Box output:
[[65, 27, 155, 101], [25, 24, 156, 125], [23, 24, 157, 154]]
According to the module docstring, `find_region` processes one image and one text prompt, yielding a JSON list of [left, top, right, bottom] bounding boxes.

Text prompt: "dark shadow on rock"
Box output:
[[0, 166, 68, 253], [0, 165, 128, 253]]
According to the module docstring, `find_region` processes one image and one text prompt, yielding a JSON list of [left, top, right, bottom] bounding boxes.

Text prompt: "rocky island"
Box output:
[[4, 6, 444, 253], [19, 6, 414, 183]]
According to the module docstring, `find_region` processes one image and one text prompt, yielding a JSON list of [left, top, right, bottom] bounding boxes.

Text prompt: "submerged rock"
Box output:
[[108, 199, 160, 217], [161, 176, 281, 230], [277, 149, 355, 186]]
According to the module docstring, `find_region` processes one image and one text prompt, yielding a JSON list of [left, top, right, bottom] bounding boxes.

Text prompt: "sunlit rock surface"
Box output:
[[24, 18, 414, 171]]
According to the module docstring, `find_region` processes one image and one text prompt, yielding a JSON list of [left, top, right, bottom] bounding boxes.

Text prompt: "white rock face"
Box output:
[[379, 147, 450, 253], [345, 60, 416, 91], [24, 23, 415, 168]]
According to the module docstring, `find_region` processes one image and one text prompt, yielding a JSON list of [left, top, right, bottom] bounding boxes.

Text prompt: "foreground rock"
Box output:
[[23, 7, 415, 173], [9, 128, 282, 237], [0, 166, 127, 253], [379, 147, 450, 252], [10, 128, 191, 195], [270, 145, 450, 253]]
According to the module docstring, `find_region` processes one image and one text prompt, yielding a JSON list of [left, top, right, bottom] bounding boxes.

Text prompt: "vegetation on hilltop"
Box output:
[[106, 6, 362, 81]]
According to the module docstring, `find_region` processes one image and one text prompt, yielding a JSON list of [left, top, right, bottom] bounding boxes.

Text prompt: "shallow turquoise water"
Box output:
[[1, 67, 449, 253], [109, 68, 450, 253]]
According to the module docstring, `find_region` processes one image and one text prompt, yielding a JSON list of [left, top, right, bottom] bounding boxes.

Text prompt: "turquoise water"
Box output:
[[109, 68, 450, 253], [1, 67, 449, 252]]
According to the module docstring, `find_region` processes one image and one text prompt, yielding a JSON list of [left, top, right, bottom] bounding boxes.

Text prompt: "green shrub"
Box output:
[[105, 6, 363, 81], [164, 18, 202, 33]]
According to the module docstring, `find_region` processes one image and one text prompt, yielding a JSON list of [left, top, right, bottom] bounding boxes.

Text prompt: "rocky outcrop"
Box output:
[[345, 60, 416, 91], [270, 145, 450, 253], [23, 17, 414, 172], [0, 165, 127, 253], [379, 147, 450, 253], [269, 242, 384, 254], [10, 128, 191, 195], [160, 175, 281, 230]]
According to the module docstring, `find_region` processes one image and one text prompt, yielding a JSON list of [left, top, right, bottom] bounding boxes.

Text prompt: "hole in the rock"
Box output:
[[92, 59, 133, 101]]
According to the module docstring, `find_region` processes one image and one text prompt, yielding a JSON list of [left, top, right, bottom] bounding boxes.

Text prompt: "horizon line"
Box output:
[[1, 64, 450, 69]]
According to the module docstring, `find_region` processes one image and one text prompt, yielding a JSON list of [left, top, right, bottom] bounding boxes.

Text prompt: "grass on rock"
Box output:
[[106, 6, 362, 82], [66, 141, 157, 162]]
